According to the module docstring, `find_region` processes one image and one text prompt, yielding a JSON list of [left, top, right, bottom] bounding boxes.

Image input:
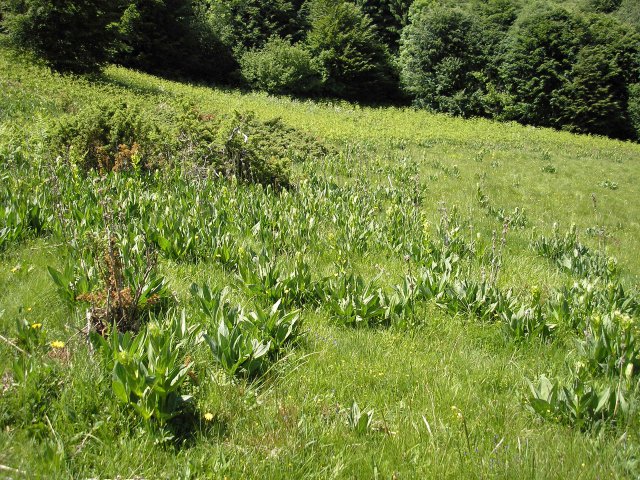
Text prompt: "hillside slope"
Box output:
[[1, 48, 640, 478]]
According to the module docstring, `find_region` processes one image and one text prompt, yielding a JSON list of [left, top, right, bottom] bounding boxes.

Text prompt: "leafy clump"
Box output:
[[50, 100, 329, 188], [90, 311, 197, 427], [50, 101, 167, 172], [192, 284, 303, 378], [532, 224, 618, 280], [241, 37, 321, 95], [527, 374, 628, 430]]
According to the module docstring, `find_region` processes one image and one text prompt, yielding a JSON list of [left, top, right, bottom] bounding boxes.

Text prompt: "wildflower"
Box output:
[[30, 323, 42, 330], [117, 351, 131, 365], [451, 405, 464, 421], [26, 307, 32, 312], [148, 321, 161, 337], [531, 285, 541, 300], [11, 265, 20, 273], [50, 340, 65, 349], [204, 412, 214, 422]]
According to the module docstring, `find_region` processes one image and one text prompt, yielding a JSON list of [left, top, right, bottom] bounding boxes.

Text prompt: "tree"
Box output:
[[399, 5, 486, 116], [0, 0, 121, 73], [206, 0, 308, 53], [305, 0, 397, 101], [500, 5, 640, 138], [114, 0, 235, 82], [355, 0, 412, 52], [629, 84, 640, 139], [499, 5, 587, 129], [556, 46, 631, 137]]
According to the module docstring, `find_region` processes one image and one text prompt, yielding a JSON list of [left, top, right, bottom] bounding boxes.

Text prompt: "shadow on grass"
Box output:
[[166, 408, 229, 449]]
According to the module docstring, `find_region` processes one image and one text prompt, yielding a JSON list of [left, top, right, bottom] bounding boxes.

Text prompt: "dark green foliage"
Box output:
[[0, 0, 121, 73], [499, 5, 587, 129], [355, 0, 412, 52], [399, 5, 486, 116], [472, 0, 520, 29], [206, 0, 308, 52], [555, 45, 632, 138], [114, 0, 235, 82], [240, 37, 321, 95], [49, 101, 166, 172], [555, 15, 640, 138], [615, 0, 640, 32], [585, 0, 622, 14], [306, 0, 397, 100], [499, 5, 640, 138], [215, 112, 292, 189], [630, 83, 640, 138]]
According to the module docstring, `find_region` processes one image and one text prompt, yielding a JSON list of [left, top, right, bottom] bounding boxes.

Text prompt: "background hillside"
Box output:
[[1, 0, 640, 140]]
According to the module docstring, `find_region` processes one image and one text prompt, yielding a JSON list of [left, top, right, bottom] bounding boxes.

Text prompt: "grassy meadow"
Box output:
[[1, 45, 640, 479]]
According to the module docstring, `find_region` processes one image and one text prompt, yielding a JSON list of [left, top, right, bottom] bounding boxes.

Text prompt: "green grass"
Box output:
[[1, 46, 640, 479]]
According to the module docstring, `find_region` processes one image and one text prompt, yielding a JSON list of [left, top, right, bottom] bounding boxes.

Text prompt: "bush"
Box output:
[[1, 0, 121, 73], [305, 0, 398, 101], [399, 5, 487, 116], [240, 37, 321, 95], [584, 0, 622, 14], [50, 98, 328, 187], [50, 101, 167, 172], [214, 112, 293, 189]]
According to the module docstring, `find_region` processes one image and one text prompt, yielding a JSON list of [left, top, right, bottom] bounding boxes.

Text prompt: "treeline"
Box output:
[[1, 0, 640, 140]]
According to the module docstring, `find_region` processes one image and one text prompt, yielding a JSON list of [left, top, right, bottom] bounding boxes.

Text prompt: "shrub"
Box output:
[[399, 5, 487, 117], [50, 97, 327, 187], [305, 0, 398, 101], [1, 0, 121, 73], [240, 37, 321, 95], [215, 112, 292, 189], [585, 0, 622, 14], [49, 101, 166, 172]]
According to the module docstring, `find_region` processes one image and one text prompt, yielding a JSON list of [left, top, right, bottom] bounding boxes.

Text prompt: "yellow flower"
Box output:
[[50, 341, 65, 349], [451, 405, 464, 421], [204, 412, 214, 422], [11, 265, 20, 273], [26, 307, 32, 313], [30, 323, 42, 330]]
